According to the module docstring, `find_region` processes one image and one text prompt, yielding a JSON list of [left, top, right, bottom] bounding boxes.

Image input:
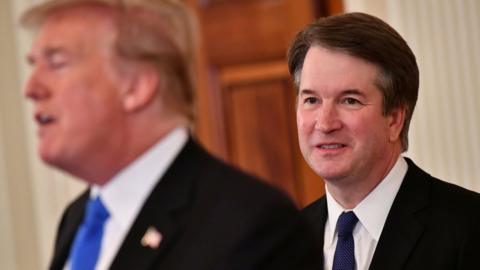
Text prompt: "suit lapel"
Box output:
[[49, 191, 89, 270], [302, 197, 328, 267], [109, 139, 201, 270], [369, 158, 430, 270]]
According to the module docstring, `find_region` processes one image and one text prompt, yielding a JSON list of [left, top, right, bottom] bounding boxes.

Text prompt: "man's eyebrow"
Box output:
[[298, 89, 367, 96], [341, 89, 366, 97], [26, 46, 66, 65], [298, 89, 316, 95]]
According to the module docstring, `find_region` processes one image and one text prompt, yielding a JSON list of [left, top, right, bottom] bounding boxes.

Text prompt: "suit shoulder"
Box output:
[[198, 147, 294, 202], [404, 158, 480, 210], [429, 176, 480, 209]]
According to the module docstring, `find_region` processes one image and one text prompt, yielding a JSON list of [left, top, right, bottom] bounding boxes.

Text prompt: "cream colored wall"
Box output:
[[345, 0, 480, 192], [0, 0, 39, 268], [0, 118, 15, 270]]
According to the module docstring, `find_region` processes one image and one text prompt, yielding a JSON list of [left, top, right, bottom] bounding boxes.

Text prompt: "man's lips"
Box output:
[[35, 112, 55, 126], [315, 143, 347, 150]]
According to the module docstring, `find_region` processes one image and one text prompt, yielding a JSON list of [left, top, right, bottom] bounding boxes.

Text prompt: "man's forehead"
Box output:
[[43, 3, 116, 25], [301, 47, 380, 81], [32, 14, 89, 48], [29, 8, 115, 59], [25, 4, 115, 50]]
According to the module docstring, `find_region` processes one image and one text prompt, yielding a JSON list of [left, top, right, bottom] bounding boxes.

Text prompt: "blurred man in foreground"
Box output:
[[21, 0, 319, 269]]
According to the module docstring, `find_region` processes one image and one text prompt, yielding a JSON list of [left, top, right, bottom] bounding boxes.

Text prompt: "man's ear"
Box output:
[[122, 67, 160, 112], [388, 106, 406, 142]]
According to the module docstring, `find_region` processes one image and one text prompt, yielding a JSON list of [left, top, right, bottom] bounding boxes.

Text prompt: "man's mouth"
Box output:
[[317, 143, 346, 149], [35, 113, 55, 125]]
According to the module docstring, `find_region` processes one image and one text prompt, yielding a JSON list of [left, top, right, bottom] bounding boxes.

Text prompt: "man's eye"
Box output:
[[342, 97, 361, 105], [48, 53, 68, 69], [49, 59, 67, 69], [304, 97, 318, 104]]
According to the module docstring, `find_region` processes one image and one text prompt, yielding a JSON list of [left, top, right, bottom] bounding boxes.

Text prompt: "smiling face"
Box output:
[[24, 6, 128, 179], [296, 46, 404, 187]]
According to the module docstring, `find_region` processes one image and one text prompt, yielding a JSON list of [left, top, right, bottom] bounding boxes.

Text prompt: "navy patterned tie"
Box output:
[[69, 196, 110, 270], [332, 211, 358, 270]]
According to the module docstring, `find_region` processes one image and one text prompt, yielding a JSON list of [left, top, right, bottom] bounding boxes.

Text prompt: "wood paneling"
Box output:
[[221, 63, 298, 198], [192, 0, 339, 206], [199, 0, 291, 66]]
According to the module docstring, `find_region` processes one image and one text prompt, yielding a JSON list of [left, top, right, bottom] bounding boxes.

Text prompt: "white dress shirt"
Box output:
[[323, 156, 408, 270], [65, 127, 188, 270]]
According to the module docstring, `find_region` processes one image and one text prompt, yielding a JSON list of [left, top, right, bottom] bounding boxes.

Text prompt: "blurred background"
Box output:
[[1, 0, 479, 269]]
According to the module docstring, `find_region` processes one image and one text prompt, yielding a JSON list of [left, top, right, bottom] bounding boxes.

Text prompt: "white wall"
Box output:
[[345, 0, 480, 192]]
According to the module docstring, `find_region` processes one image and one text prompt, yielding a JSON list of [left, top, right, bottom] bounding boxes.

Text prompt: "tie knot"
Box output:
[[84, 196, 110, 226], [336, 211, 358, 237]]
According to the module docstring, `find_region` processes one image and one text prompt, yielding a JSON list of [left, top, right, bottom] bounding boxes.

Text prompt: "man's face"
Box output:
[[24, 8, 126, 174], [296, 46, 402, 185]]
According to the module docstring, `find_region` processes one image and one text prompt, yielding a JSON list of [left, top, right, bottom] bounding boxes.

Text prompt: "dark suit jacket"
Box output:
[[49, 139, 320, 270], [303, 158, 480, 270]]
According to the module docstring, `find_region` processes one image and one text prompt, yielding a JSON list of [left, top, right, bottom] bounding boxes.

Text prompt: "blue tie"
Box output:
[[332, 211, 358, 270], [69, 196, 110, 270]]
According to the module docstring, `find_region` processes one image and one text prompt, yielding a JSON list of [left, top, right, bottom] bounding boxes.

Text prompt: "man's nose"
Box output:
[[314, 103, 342, 133], [23, 69, 50, 101]]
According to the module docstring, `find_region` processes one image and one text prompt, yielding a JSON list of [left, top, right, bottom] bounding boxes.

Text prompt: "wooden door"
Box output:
[[190, 0, 343, 207]]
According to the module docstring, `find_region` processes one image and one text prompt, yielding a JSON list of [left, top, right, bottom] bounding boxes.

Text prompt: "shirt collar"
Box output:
[[91, 126, 188, 230], [325, 188, 346, 246], [325, 156, 408, 243]]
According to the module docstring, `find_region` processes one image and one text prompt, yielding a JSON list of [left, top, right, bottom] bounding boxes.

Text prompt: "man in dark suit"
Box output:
[[287, 12, 480, 270], [20, 0, 320, 269]]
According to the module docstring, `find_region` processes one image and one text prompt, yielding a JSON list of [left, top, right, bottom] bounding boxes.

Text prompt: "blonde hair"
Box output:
[[21, 0, 198, 123]]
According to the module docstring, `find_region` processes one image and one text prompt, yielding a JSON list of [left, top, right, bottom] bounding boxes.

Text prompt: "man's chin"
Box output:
[[308, 157, 345, 176], [39, 145, 53, 163], [312, 164, 350, 182], [40, 152, 61, 168], [319, 173, 349, 183], [39, 146, 66, 169]]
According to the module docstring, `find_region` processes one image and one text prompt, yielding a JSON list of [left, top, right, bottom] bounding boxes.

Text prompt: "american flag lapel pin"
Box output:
[[141, 226, 163, 249]]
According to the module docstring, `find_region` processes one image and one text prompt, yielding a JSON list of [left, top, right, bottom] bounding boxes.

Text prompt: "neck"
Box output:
[[76, 114, 188, 186]]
